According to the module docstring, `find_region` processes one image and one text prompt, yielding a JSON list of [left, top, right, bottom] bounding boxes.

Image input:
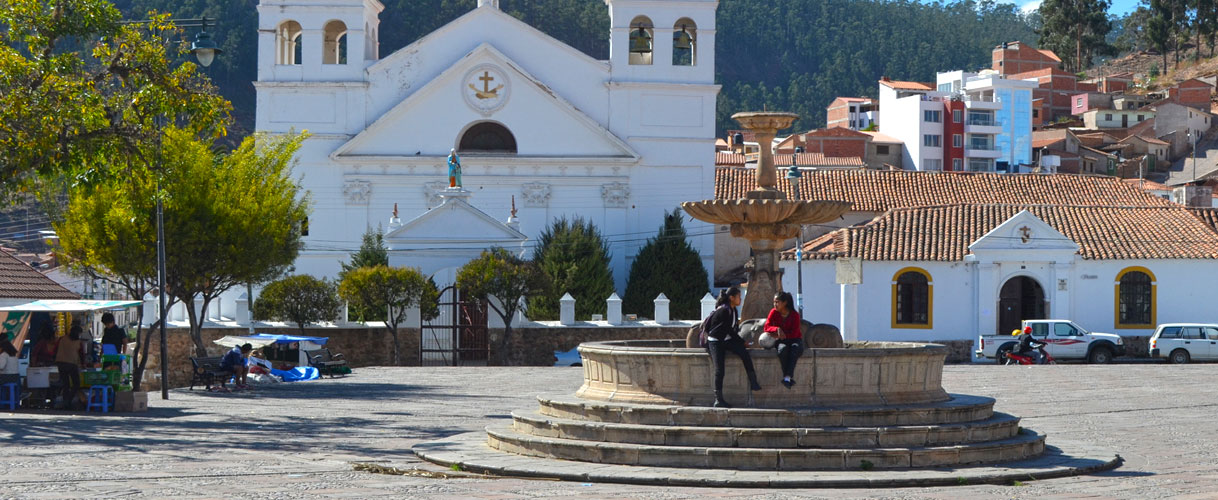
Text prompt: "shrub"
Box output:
[[623, 210, 709, 319], [527, 217, 615, 320]]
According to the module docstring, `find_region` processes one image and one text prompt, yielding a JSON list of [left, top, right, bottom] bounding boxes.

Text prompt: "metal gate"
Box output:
[[420, 286, 489, 366]]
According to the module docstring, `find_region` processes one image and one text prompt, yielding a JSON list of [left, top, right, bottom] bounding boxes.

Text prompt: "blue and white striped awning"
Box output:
[[0, 300, 142, 312]]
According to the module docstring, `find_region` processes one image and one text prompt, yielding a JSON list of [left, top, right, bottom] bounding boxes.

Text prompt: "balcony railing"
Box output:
[[967, 143, 997, 151], [967, 117, 999, 126]]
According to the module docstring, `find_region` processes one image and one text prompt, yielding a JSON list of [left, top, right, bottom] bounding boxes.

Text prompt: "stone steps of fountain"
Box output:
[[485, 424, 1047, 470], [510, 410, 1021, 449], [537, 393, 995, 428]]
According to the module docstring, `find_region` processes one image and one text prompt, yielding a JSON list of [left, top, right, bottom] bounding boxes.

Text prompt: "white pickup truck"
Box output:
[[976, 319, 1126, 364]]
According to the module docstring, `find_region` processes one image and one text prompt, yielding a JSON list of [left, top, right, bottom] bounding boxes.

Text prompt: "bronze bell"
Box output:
[[673, 25, 693, 51], [629, 26, 652, 54]]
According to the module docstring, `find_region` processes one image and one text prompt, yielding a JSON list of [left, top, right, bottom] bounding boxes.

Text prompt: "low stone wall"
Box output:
[[136, 325, 419, 391], [494, 322, 697, 366]]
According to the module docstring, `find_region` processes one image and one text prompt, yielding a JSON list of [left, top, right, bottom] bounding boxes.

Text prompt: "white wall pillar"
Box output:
[[653, 293, 670, 324], [976, 262, 997, 336], [839, 284, 859, 342], [234, 292, 250, 326], [559, 293, 576, 326], [340, 301, 349, 325], [142, 294, 158, 327], [1052, 261, 1073, 320], [700, 293, 716, 320], [606, 293, 622, 325], [193, 296, 205, 325]]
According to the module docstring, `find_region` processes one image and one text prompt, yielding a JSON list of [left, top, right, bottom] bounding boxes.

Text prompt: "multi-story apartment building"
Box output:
[[879, 71, 1034, 172], [826, 97, 878, 130]]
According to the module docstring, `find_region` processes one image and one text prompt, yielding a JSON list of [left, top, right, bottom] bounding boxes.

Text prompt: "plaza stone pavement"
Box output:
[[0, 364, 1213, 499]]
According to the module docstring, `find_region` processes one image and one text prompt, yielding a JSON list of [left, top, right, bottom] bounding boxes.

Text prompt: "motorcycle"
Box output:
[[1003, 347, 1055, 365]]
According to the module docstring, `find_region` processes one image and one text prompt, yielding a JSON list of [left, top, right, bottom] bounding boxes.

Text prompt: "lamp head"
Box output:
[[191, 30, 221, 67]]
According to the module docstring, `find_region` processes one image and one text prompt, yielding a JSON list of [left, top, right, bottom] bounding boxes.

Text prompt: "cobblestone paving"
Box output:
[[0, 364, 1209, 498]]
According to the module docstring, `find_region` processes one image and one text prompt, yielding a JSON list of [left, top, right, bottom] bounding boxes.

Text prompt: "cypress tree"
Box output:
[[623, 210, 710, 320], [527, 217, 615, 320]]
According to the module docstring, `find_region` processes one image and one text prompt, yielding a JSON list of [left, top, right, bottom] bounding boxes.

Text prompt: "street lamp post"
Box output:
[[1190, 130, 1198, 182], [147, 17, 221, 400], [786, 155, 803, 316]]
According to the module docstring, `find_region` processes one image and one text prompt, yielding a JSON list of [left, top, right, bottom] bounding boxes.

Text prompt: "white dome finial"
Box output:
[[478, 0, 499, 8]]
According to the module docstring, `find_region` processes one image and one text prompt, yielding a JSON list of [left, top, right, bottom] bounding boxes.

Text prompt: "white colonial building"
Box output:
[[782, 202, 1218, 350], [254, 0, 720, 290]]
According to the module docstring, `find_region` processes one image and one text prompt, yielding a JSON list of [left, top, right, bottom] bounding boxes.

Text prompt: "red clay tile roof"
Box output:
[[0, 249, 78, 300], [793, 204, 1218, 261], [792, 153, 865, 167], [714, 169, 1176, 212], [879, 79, 933, 91], [1192, 208, 1218, 232], [1123, 178, 1172, 191], [715, 152, 746, 166]]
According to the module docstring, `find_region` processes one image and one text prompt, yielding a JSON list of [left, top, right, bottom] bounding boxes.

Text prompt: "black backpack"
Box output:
[[698, 306, 719, 348]]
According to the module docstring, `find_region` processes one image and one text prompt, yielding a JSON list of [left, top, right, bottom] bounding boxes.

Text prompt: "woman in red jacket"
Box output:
[[763, 292, 803, 389]]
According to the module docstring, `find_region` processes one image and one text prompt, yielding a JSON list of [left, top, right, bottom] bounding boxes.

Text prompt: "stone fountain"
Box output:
[[411, 111, 1120, 486], [682, 112, 851, 319]]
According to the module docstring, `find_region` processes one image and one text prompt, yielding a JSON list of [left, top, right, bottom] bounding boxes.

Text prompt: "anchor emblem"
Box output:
[[469, 71, 504, 100], [1018, 225, 1032, 244]]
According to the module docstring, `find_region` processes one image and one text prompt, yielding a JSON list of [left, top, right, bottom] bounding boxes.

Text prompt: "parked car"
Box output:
[[1150, 323, 1218, 364], [553, 348, 583, 367], [976, 319, 1126, 364]]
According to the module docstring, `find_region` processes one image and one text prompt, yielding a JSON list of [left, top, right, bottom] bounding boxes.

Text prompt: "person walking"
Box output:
[[763, 291, 803, 389], [704, 287, 761, 408], [54, 324, 86, 410]]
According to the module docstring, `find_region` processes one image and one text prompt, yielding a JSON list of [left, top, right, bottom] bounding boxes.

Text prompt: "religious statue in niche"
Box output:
[[447, 149, 463, 188]]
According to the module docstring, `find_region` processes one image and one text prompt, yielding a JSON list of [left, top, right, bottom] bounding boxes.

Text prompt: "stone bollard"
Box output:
[[700, 292, 716, 320], [653, 293, 670, 324], [193, 296, 205, 324], [559, 293, 576, 325], [606, 293, 623, 325], [234, 292, 249, 325]]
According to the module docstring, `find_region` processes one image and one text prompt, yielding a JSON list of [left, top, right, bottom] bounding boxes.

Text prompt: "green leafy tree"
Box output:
[[0, 1, 230, 196], [622, 210, 710, 321], [527, 217, 615, 321], [254, 275, 341, 336], [58, 128, 310, 360], [337, 265, 434, 365], [457, 247, 549, 365], [1037, 0, 1113, 73], [339, 226, 389, 322]]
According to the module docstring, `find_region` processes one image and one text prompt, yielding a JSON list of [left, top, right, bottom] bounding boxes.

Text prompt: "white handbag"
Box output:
[[757, 331, 779, 349]]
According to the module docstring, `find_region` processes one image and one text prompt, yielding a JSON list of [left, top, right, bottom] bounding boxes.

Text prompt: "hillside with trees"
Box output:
[[114, 0, 1038, 135]]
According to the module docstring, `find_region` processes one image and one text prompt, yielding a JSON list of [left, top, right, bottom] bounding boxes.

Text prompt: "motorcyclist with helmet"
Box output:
[[1015, 326, 1048, 364]]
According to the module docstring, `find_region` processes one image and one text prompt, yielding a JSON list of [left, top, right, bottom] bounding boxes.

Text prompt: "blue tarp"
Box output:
[[246, 334, 328, 345], [270, 366, 320, 382]]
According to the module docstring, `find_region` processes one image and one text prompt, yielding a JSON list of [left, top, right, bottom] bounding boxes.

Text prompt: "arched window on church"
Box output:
[[628, 16, 653, 66], [672, 19, 697, 66], [1115, 267, 1155, 328], [323, 20, 347, 65], [892, 267, 932, 328], [459, 122, 517, 154], [277, 20, 302, 65]]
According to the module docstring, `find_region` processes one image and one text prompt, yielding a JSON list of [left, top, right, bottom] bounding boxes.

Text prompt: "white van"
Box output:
[[1150, 324, 1218, 363]]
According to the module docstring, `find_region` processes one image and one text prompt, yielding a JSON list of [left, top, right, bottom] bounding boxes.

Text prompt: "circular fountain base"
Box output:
[[414, 340, 1120, 485]]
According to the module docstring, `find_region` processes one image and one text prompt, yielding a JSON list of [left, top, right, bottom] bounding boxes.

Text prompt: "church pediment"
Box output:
[[333, 44, 637, 161], [968, 210, 1080, 253], [384, 191, 528, 247]]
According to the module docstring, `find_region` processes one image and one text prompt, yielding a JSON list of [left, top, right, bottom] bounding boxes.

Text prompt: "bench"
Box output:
[[190, 356, 231, 390], [304, 349, 348, 378]]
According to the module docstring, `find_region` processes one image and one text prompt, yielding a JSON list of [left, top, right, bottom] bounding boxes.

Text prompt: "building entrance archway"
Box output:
[[998, 276, 1046, 336]]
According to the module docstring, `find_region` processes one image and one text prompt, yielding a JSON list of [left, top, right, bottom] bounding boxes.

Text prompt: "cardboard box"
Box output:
[[115, 391, 148, 412]]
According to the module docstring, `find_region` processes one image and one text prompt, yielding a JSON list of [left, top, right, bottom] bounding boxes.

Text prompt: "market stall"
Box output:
[[0, 300, 143, 411], [213, 334, 329, 381]]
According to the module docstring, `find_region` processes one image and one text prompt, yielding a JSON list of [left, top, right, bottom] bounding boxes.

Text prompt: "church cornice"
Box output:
[[606, 81, 721, 92], [253, 81, 370, 89], [330, 155, 638, 166]]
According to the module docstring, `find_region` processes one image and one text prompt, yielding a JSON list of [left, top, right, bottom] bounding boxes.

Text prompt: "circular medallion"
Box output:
[[463, 64, 510, 116]]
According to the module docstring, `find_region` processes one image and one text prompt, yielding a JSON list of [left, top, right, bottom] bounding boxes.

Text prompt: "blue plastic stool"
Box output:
[[86, 385, 113, 413], [0, 382, 17, 410]]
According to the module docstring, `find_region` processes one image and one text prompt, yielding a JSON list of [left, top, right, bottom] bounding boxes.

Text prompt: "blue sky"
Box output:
[[1019, 0, 1141, 16]]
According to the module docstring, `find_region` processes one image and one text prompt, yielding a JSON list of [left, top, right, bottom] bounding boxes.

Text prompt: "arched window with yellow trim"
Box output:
[[1115, 267, 1156, 329], [892, 267, 933, 329]]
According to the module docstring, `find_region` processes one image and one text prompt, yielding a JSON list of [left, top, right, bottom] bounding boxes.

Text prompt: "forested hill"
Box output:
[[115, 0, 1037, 136]]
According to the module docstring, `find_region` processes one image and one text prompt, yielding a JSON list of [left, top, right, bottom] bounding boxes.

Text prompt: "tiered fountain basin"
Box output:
[[576, 340, 949, 408], [414, 340, 1121, 483]]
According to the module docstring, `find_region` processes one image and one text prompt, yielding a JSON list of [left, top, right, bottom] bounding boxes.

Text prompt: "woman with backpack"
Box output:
[[704, 287, 761, 408]]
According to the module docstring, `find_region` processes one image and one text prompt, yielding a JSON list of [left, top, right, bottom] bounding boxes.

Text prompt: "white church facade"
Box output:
[[254, 0, 721, 290]]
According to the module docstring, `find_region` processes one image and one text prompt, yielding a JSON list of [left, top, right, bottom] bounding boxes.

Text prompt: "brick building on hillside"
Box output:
[[1168, 78, 1214, 111], [991, 41, 1060, 75], [825, 97, 877, 130]]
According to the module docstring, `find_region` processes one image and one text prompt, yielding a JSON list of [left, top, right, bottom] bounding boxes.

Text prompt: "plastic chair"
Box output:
[[86, 385, 113, 413], [0, 382, 18, 410]]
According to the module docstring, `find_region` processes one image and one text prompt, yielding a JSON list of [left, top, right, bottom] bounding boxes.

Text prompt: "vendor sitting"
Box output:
[[220, 343, 253, 390]]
